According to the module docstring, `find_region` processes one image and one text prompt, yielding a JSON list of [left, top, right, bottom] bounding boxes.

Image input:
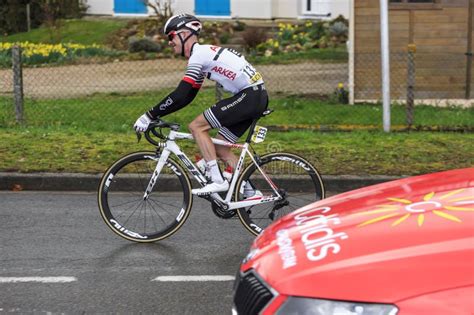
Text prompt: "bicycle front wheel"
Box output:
[[98, 151, 193, 242], [235, 152, 325, 235]]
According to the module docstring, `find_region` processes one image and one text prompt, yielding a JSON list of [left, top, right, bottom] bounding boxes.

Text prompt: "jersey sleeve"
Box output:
[[183, 62, 205, 89], [146, 80, 199, 119]]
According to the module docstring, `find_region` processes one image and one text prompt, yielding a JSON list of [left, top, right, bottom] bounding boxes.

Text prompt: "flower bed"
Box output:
[[0, 42, 121, 68], [0, 16, 349, 67], [254, 17, 348, 57]]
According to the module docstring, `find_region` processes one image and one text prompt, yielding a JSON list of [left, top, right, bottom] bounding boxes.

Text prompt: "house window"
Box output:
[[389, 0, 441, 9]]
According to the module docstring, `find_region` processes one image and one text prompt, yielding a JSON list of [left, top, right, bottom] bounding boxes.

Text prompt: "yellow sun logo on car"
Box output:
[[353, 188, 474, 227]]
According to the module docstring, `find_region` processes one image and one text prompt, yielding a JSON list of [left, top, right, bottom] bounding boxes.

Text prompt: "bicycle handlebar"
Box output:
[[136, 118, 181, 146]]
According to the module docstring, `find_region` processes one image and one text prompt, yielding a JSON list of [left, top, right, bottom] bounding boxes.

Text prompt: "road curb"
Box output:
[[0, 172, 403, 193]]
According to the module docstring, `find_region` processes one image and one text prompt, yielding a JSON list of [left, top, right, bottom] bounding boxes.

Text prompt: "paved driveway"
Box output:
[[1, 59, 348, 99]]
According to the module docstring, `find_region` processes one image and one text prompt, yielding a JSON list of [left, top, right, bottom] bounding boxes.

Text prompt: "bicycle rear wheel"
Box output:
[[98, 151, 192, 242], [235, 152, 325, 235]]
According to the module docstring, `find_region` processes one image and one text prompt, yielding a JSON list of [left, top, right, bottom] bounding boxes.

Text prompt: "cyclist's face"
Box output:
[[168, 30, 188, 54]]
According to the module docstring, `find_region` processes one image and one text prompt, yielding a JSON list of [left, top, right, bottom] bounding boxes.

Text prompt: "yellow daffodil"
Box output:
[[1, 41, 104, 65]]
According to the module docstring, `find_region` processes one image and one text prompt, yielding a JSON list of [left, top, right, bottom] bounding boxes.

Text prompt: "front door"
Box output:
[[114, 0, 147, 14], [195, 0, 230, 16]]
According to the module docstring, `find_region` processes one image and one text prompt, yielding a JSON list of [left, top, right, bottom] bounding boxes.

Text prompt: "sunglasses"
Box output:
[[167, 31, 183, 41]]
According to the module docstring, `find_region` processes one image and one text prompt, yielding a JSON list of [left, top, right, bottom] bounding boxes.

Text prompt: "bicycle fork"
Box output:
[[143, 149, 170, 200]]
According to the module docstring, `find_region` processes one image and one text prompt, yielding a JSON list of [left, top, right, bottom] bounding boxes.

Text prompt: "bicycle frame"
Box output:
[[144, 129, 282, 211]]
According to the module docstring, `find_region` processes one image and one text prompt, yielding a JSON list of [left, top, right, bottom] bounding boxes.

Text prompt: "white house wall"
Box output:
[[272, 0, 299, 19], [85, 0, 349, 19], [86, 0, 114, 15], [172, 0, 194, 15], [232, 0, 272, 19], [301, 0, 349, 19], [328, 0, 349, 19]]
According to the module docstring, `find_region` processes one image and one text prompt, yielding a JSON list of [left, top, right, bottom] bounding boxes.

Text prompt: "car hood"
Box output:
[[242, 168, 474, 303]]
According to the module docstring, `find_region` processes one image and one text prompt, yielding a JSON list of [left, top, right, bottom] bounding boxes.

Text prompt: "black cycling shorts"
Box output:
[[203, 84, 268, 143]]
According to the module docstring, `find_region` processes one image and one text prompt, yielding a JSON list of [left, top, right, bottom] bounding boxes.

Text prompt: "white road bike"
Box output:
[[98, 110, 325, 242]]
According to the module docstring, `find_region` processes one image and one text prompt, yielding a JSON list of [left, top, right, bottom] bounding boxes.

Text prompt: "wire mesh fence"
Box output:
[[355, 52, 473, 100], [0, 47, 472, 132], [353, 51, 473, 130]]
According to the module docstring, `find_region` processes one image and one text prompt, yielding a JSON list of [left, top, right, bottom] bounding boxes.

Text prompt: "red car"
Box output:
[[233, 168, 474, 315]]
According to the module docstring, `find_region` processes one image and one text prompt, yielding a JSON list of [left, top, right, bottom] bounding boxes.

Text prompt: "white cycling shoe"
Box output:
[[244, 189, 264, 199], [192, 181, 229, 195]]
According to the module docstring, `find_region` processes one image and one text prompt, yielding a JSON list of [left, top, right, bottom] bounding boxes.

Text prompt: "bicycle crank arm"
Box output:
[[201, 193, 229, 210]]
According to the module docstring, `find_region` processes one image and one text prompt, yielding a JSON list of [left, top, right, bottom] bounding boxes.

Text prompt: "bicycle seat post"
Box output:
[[245, 119, 260, 144], [245, 108, 273, 143]]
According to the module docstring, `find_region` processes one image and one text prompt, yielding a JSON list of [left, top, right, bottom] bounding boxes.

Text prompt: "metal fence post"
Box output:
[[26, 3, 31, 32], [467, 52, 473, 99], [406, 44, 416, 128], [380, 0, 391, 133], [466, 0, 473, 99], [12, 45, 24, 124]]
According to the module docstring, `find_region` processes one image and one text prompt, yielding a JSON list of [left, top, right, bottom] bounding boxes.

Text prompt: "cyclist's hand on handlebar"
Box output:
[[133, 113, 152, 132]]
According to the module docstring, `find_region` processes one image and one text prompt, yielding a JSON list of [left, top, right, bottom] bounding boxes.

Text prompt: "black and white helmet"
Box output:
[[164, 14, 202, 36]]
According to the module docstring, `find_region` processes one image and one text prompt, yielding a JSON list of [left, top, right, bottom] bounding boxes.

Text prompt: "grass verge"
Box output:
[[1, 89, 472, 175], [247, 48, 348, 65], [2, 19, 128, 45], [1, 89, 472, 132], [1, 128, 472, 176]]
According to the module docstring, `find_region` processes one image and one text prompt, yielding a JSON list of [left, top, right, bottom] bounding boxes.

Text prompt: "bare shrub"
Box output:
[[242, 27, 268, 50]]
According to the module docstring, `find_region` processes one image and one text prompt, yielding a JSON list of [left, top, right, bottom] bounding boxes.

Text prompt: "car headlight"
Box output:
[[276, 297, 398, 315]]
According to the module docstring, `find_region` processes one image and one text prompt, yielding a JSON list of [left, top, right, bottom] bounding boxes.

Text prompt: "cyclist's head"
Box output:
[[164, 14, 202, 43], [164, 14, 201, 57]]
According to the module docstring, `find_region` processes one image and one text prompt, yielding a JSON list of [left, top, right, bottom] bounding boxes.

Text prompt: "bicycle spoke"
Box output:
[[121, 199, 145, 226], [149, 196, 182, 209], [143, 203, 147, 234], [148, 198, 174, 226], [110, 197, 144, 209], [149, 197, 178, 219], [133, 203, 144, 232]]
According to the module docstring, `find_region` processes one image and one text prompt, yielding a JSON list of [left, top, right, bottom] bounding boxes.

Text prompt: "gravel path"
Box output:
[[1, 59, 347, 99]]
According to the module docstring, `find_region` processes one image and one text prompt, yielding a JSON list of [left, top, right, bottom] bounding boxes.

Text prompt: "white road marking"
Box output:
[[153, 275, 235, 282], [0, 277, 77, 283]]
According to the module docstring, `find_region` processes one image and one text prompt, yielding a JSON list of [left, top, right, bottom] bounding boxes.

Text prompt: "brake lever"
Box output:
[[136, 131, 142, 143]]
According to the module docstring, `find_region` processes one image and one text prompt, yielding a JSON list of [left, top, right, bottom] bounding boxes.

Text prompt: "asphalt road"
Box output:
[[0, 191, 259, 314]]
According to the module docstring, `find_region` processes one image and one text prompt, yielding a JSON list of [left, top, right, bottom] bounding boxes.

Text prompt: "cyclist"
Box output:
[[134, 14, 268, 196]]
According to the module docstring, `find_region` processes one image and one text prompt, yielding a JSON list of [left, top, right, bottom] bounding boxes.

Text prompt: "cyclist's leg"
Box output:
[[215, 134, 238, 168], [189, 115, 228, 194], [214, 85, 268, 171], [191, 85, 266, 194], [188, 114, 216, 162]]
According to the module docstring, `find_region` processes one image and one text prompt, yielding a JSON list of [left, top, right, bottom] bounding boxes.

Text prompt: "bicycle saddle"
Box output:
[[261, 108, 273, 117]]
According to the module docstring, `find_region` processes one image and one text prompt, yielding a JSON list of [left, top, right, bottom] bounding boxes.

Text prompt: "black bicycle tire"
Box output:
[[234, 152, 325, 236], [97, 151, 193, 242]]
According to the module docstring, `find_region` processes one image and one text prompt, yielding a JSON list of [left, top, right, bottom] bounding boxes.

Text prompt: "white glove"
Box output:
[[134, 113, 152, 132]]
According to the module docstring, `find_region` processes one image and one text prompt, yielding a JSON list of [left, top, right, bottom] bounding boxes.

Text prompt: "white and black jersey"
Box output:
[[183, 43, 264, 94]]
